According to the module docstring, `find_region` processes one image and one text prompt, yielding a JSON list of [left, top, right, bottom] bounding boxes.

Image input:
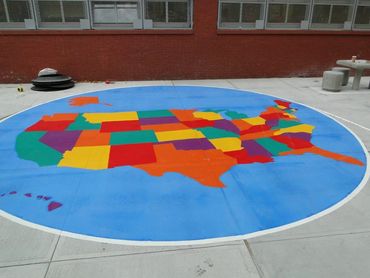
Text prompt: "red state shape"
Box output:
[[101, 120, 141, 132], [26, 120, 73, 131], [272, 135, 313, 149], [240, 124, 270, 135], [275, 100, 291, 108], [225, 149, 273, 164], [182, 120, 214, 128], [109, 143, 156, 168], [260, 112, 285, 120]]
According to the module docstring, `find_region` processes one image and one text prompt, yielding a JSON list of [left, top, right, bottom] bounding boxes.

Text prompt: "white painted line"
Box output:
[[0, 84, 368, 246]]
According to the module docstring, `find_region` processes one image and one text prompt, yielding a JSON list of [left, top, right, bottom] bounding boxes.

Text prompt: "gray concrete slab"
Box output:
[[0, 263, 48, 278], [53, 236, 240, 261], [0, 216, 59, 268], [247, 231, 370, 278], [47, 243, 260, 278]]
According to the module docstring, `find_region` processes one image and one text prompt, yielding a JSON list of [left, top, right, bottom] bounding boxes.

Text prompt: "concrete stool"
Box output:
[[332, 67, 350, 86], [322, 71, 344, 92]]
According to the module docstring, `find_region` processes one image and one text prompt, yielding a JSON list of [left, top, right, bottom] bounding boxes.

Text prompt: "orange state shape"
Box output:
[[75, 130, 110, 147], [170, 109, 198, 121], [231, 119, 252, 133], [279, 146, 364, 166], [69, 97, 100, 106], [134, 143, 237, 188], [42, 113, 79, 122]]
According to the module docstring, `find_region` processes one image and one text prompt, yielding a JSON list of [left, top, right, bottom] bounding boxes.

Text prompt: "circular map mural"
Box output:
[[0, 86, 367, 244]]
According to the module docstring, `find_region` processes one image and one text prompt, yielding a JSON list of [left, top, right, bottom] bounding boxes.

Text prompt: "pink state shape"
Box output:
[[48, 201, 62, 212]]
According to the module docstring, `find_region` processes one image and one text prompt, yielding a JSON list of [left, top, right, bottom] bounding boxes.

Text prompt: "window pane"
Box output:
[[146, 1, 165, 22], [117, 2, 138, 22], [7, 0, 31, 22], [268, 4, 286, 23], [242, 3, 262, 23], [312, 5, 330, 24], [287, 4, 306, 23], [39, 1, 62, 22], [0, 0, 7, 22], [221, 3, 240, 23], [331, 5, 349, 24], [355, 6, 370, 24], [63, 1, 85, 22], [93, 2, 116, 23], [168, 2, 187, 22]]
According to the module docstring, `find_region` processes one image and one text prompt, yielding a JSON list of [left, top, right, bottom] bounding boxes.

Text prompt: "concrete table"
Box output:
[[336, 59, 370, 90]]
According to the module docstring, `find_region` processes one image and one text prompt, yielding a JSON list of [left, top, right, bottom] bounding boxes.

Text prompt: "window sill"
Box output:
[[0, 29, 194, 36], [217, 29, 370, 36]]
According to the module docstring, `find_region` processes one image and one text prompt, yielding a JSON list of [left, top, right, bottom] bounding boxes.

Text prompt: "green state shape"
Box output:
[[196, 127, 238, 139], [256, 138, 291, 156], [225, 111, 248, 119], [273, 120, 302, 129], [67, 114, 101, 130], [137, 110, 174, 118], [16, 131, 63, 166], [110, 130, 158, 145]]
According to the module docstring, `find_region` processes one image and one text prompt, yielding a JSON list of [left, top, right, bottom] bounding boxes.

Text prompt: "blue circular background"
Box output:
[[0, 86, 367, 242]]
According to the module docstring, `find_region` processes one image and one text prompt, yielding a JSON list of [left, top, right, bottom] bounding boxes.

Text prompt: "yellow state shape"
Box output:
[[83, 112, 138, 123], [283, 112, 297, 119], [277, 105, 286, 109], [58, 145, 110, 170], [156, 129, 205, 142], [241, 117, 266, 125], [273, 124, 314, 135], [209, 138, 242, 152], [193, 111, 223, 120]]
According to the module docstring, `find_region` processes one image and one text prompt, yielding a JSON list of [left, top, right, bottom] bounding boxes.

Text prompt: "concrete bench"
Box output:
[[322, 71, 344, 92], [332, 67, 350, 86]]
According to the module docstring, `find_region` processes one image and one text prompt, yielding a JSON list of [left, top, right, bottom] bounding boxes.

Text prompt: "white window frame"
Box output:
[[35, 0, 88, 29], [218, 0, 266, 29], [265, 0, 311, 29], [310, 0, 355, 30], [0, 0, 34, 29], [91, 0, 142, 29], [353, 0, 370, 30], [144, 0, 192, 29]]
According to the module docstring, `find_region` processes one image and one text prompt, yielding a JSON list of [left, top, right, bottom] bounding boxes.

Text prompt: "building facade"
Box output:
[[1, 0, 370, 82]]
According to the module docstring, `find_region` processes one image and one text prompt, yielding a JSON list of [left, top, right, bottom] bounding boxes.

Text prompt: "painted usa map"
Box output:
[[16, 99, 364, 187]]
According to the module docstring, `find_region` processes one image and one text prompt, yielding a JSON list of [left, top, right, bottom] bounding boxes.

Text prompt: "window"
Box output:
[[36, 0, 87, 28], [0, 0, 32, 28], [311, 0, 354, 29], [266, 0, 310, 29], [145, 0, 191, 28], [219, 0, 265, 29], [92, 1, 140, 28], [354, 0, 370, 29]]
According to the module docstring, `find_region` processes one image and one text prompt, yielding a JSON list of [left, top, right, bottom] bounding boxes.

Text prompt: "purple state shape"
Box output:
[[48, 201, 62, 212], [214, 119, 240, 134], [242, 140, 272, 157], [24, 193, 32, 198], [139, 116, 178, 125], [39, 130, 81, 153], [265, 119, 279, 128], [283, 132, 312, 141], [173, 138, 215, 150]]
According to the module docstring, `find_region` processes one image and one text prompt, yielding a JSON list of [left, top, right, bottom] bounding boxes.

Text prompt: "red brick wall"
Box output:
[[1, 0, 370, 83]]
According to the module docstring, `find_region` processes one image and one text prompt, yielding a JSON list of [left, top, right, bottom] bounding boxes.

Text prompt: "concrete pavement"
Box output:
[[0, 77, 369, 278]]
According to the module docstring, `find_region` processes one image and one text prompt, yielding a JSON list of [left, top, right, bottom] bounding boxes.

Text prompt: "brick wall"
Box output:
[[1, 0, 369, 83]]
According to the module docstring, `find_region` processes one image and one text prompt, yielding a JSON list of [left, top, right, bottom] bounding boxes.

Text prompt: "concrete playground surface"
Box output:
[[0, 77, 370, 278]]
